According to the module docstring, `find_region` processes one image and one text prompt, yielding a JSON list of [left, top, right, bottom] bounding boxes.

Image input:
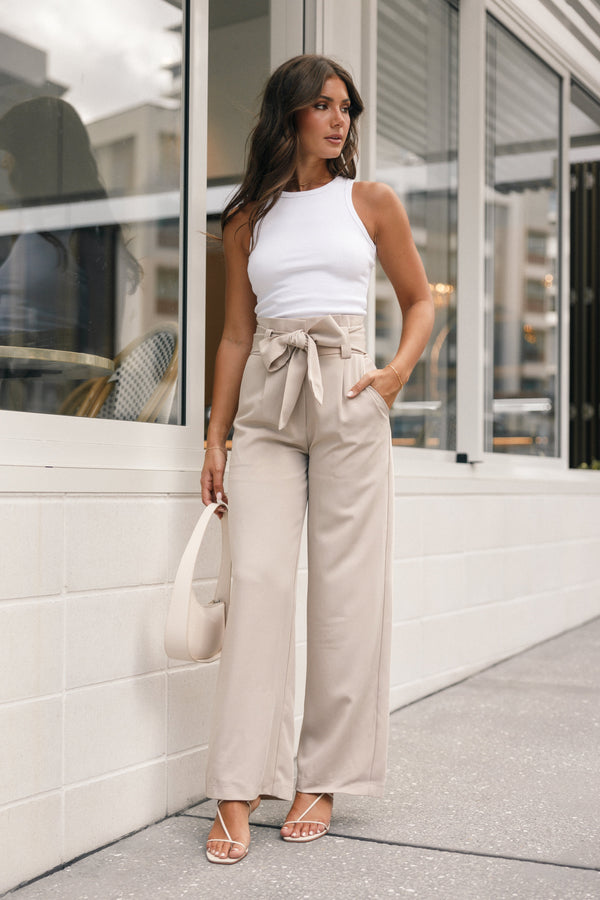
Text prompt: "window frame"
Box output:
[[0, 0, 202, 492], [481, 0, 571, 471], [363, 0, 575, 473], [0, 0, 304, 494], [474, 0, 600, 475], [3, 0, 600, 491]]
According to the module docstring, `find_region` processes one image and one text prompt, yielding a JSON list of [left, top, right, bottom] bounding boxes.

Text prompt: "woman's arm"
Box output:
[[201, 213, 256, 506], [348, 182, 434, 407]]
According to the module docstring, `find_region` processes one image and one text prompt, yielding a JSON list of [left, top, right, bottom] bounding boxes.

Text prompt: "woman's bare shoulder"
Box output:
[[223, 204, 253, 233], [352, 180, 405, 212], [351, 181, 409, 242], [223, 205, 253, 254]]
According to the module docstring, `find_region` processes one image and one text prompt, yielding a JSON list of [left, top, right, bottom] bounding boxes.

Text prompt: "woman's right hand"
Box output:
[[200, 209, 255, 517], [201, 447, 228, 513]]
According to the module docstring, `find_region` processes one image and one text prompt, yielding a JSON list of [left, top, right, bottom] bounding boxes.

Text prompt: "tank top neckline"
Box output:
[[281, 176, 343, 198]]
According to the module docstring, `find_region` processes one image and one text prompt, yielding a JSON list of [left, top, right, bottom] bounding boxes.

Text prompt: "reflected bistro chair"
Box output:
[[62, 324, 178, 423], [59, 377, 100, 417]]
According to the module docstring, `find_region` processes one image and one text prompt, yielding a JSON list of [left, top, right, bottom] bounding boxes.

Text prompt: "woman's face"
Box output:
[[295, 76, 351, 163]]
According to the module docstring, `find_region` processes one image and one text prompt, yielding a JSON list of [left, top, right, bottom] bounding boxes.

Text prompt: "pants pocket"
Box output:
[[362, 355, 390, 416]]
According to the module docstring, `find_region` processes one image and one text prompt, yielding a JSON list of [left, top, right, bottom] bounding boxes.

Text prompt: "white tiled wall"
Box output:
[[1, 482, 599, 893]]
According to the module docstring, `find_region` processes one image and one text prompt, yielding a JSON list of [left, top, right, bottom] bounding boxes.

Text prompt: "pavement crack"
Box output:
[[181, 813, 600, 873]]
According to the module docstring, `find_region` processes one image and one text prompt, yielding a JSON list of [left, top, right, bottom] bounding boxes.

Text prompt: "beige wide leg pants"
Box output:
[[205, 315, 393, 801]]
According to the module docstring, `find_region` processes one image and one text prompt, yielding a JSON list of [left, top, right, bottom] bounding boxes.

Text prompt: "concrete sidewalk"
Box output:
[[5, 617, 600, 899]]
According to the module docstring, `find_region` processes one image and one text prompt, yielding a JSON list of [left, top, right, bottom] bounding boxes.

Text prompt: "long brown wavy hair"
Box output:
[[221, 54, 364, 244]]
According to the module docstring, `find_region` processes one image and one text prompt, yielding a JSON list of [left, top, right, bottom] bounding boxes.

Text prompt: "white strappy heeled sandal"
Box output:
[[281, 792, 333, 843], [206, 799, 259, 864]]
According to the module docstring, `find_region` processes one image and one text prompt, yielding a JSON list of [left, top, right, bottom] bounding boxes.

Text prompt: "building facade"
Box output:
[[1, 0, 600, 892]]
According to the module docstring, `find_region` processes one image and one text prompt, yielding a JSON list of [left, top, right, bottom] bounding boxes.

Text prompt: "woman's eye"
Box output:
[[313, 103, 350, 113]]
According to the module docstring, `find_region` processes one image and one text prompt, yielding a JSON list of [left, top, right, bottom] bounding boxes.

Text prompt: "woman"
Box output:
[[201, 54, 434, 864], [0, 96, 141, 360]]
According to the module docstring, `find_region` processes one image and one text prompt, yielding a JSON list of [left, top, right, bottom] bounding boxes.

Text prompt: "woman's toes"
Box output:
[[281, 793, 333, 840], [208, 839, 243, 859], [208, 840, 224, 857]]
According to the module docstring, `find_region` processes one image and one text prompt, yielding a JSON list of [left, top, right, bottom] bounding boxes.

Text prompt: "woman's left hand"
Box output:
[[346, 365, 401, 409]]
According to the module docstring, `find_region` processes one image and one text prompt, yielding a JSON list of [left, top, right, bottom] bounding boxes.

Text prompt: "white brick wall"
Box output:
[[0, 482, 599, 893], [386, 488, 600, 709]]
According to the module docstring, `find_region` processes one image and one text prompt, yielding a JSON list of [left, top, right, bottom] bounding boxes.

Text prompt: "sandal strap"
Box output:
[[292, 792, 328, 824], [206, 800, 251, 851], [206, 838, 247, 849], [282, 819, 329, 830], [216, 803, 234, 844]]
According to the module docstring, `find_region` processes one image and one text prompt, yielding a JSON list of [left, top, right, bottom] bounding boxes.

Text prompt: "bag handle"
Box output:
[[164, 502, 231, 661]]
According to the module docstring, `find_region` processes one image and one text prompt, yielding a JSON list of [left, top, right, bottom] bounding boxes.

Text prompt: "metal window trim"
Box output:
[[494, 0, 600, 98], [276, 0, 587, 475], [0, 0, 310, 491], [455, 0, 487, 464], [0, 0, 209, 481], [484, 1, 569, 467]]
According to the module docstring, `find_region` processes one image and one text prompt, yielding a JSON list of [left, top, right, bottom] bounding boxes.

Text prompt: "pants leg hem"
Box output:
[[294, 781, 386, 798], [206, 783, 294, 802]]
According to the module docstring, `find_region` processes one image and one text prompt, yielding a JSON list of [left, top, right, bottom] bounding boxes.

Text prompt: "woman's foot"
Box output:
[[280, 792, 333, 842], [206, 798, 260, 863]]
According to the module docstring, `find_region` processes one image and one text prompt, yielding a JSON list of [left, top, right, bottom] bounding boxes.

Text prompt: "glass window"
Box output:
[[0, 1, 184, 423], [205, 0, 271, 433], [485, 17, 562, 456], [569, 81, 600, 468], [376, 0, 458, 449], [570, 82, 600, 165]]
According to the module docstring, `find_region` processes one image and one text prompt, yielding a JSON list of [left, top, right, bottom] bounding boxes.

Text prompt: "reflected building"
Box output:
[[0, 14, 183, 419], [87, 102, 182, 348], [0, 31, 66, 115], [0, 31, 66, 265]]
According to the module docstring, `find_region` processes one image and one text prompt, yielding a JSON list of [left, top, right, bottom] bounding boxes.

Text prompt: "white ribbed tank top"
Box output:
[[247, 176, 376, 318]]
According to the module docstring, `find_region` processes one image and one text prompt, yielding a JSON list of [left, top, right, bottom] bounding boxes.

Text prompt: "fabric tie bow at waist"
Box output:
[[257, 316, 366, 429]]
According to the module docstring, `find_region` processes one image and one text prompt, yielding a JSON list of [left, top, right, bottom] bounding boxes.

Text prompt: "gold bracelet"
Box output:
[[206, 446, 227, 455], [385, 363, 405, 390]]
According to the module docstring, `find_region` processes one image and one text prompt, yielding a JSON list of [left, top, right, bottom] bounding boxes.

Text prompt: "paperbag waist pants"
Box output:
[[205, 315, 393, 801]]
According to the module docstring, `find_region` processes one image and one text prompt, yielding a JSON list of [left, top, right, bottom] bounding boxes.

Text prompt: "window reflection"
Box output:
[[0, 1, 183, 422], [569, 81, 600, 468], [205, 0, 271, 431], [485, 17, 561, 455], [376, 0, 458, 450], [0, 98, 141, 358]]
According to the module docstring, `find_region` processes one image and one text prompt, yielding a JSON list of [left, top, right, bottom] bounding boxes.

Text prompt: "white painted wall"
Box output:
[[1, 476, 599, 893]]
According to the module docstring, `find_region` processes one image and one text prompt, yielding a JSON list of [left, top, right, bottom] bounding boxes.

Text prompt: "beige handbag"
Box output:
[[164, 501, 231, 662]]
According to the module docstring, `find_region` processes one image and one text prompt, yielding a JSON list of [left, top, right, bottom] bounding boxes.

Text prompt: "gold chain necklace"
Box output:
[[292, 176, 334, 191]]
